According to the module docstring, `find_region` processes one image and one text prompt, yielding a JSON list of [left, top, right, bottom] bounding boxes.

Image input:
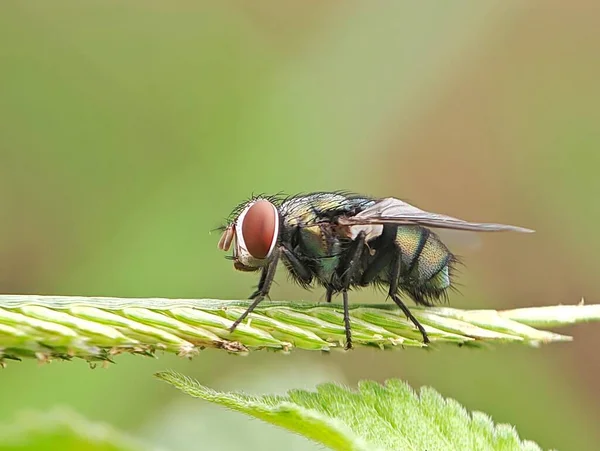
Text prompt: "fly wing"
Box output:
[[337, 197, 534, 233]]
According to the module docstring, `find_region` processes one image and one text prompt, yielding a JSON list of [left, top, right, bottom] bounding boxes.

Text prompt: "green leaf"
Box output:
[[0, 408, 157, 451], [155, 370, 550, 451]]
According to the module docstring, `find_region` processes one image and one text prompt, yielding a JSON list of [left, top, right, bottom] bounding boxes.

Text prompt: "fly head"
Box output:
[[218, 199, 280, 271]]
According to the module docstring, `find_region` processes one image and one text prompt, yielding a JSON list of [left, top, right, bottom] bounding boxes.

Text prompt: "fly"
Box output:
[[217, 192, 534, 349]]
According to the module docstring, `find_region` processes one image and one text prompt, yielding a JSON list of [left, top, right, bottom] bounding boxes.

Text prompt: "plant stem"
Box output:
[[0, 294, 596, 365]]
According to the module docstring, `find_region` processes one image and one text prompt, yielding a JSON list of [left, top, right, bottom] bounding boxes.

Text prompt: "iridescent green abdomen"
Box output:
[[384, 226, 453, 303]]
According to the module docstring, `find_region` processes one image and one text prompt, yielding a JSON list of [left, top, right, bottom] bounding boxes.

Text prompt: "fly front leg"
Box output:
[[280, 245, 313, 285], [248, 268, 268, 300], [230, 249, 280, 333]]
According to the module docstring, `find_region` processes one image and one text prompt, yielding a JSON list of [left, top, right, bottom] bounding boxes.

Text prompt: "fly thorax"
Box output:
[[297, 225, 331, 257]]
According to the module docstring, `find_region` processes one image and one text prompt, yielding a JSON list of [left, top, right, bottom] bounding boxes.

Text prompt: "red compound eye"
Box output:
[[240, 200, 278, 259]]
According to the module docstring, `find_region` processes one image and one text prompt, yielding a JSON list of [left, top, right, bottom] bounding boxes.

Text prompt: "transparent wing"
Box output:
[[435, 229, 483, 252], [337, 197, 534, 233]]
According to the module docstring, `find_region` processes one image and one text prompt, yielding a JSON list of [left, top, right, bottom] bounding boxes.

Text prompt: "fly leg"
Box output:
[[360, 245, 393, 286], [248, 268, 268, 299], [230, 249, 280, 333], [342, 290, 351, 348], [336, 231, 366, 350], [326, 287, 333, 303], [280, 246, 313, 285], [388, 250, 430, 344]]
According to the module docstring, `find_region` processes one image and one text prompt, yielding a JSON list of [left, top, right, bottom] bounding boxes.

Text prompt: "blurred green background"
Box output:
[[1, 1, 599, 450]]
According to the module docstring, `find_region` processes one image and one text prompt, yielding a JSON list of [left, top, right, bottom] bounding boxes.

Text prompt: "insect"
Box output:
[[217, 192, 533, 349]]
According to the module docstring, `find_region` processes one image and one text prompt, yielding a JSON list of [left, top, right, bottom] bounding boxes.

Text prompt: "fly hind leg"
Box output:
[[388, 249, 430, 344]]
